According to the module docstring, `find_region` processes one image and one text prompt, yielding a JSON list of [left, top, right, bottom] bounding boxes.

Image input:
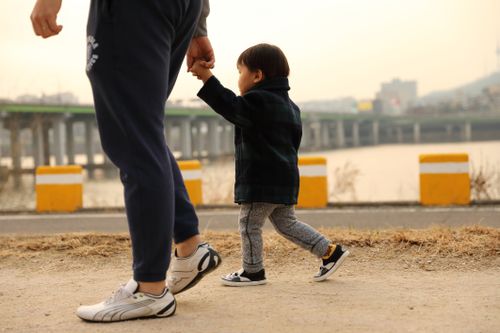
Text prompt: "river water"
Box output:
[[307, 141, 500, 202], [0, 141, 499, 210]]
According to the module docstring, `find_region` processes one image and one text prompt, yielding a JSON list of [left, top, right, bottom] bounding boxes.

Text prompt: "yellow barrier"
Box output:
[[36, 165, 83, 212], [297, 156, 328, 208], [419, 153, 470, 205], [178, 160, 202, 206]]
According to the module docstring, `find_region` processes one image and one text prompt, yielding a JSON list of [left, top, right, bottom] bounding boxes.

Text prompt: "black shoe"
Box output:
[[221, 269, 267, 287], [313, 244, 350, 282]]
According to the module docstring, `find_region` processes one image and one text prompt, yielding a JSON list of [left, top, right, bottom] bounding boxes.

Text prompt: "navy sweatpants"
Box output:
[[86, 0, 203, 282]]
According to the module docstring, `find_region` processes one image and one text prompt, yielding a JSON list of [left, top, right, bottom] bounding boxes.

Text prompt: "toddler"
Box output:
[[190, 43, 349, 286]]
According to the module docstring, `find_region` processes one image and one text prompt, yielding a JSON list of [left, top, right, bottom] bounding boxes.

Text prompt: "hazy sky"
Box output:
[[0, 0, 499, 104]]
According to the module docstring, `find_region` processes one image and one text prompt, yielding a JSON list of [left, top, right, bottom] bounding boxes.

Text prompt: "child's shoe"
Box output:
[[313, 244, 350, 282], [221, 268, 267, 286]]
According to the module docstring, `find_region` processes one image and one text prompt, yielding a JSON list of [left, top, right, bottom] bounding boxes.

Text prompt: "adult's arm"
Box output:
[[186, 0, 214, 71], [31, 0, 63, 38], [194, 0, 210, 37]]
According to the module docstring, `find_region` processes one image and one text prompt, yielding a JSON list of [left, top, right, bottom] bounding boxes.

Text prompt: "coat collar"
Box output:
[[250, 77, 290, 92]]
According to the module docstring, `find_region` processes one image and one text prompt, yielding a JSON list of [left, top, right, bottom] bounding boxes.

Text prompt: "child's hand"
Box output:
[[190, 60, 213, 83]]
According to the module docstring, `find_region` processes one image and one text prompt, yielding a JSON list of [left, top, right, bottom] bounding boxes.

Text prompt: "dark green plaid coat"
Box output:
[[198, 76, 302, 204]]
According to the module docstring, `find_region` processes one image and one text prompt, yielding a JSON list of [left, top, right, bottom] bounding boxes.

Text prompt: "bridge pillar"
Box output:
[[0, 118, 4, 161], [190, 121, 199, 157], [371, 120, 379, 145], [320, 122, 330, 148], [413, 123, 420, 143], [464, 121, 472, 141], [208, 119, 220, 157], [66, 120, 75, 164], [301, 122, 310, 149], [312, 122, 321, 149], [384, 127, 393, 143], [219, 124, 227, 154], [9, 115, 22, 188], [52, 117, 66, 165], [228, 125, 234, 153], [32, 115, 45, 167], [164, 120, 173, 148], [396, 126, 403, 143], [84, 120, 95, 179], [221, 124, 231, 154], [0, 120, 3, 163], [195, 121, 205, 157], [41, 122, 50, 165], [335, 120, 345, 148], [189, 120, 197, 157], [180, 118, 192, 159], [102, 153, 117, 178], [352, 122, 360, 147], [445, 124, 453, 140]]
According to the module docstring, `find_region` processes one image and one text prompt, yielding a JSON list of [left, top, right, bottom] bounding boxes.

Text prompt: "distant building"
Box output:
[[373, 99, 383, 114], [376, 78, 417, 114], [15, 94, 40, 104], [356, 99, 373, 113], [15, 92, 79, 105], [483, 84, 500, 112]]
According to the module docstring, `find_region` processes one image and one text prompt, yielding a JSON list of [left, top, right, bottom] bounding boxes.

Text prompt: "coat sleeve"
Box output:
[[197, 76, 256, 128], [194, 0, 210, 37]]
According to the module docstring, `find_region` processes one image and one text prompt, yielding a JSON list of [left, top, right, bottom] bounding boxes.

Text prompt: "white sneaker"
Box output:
[[76, 279, 176, 322], [167, 242, 221, 294]]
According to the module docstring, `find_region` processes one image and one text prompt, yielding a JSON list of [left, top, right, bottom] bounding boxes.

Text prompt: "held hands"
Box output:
[[190, 61, 213, 83], [186, 36, 215, 71], [187, 36, 214, 83], [31, 0, 63, 38]]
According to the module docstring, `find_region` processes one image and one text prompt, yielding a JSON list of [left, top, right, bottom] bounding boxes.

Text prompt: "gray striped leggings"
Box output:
[[239, 202, 331, 273]]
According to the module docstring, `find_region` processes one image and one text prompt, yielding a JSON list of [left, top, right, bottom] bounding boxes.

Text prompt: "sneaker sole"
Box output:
[[155, 298, 177, 318], [313, 250, 350, 282], [172, 249, 222, 295], [78, 299, 177, 322], [221, 279, 267, 287]]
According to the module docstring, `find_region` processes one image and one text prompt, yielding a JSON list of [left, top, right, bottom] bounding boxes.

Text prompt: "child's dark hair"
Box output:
[[237, 43, 290, 78]]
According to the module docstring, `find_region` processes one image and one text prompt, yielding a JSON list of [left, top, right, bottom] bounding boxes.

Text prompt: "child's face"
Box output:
[[237, 64, 263, 95]]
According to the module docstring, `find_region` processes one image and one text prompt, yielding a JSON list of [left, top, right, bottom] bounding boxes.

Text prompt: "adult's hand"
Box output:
[[186, 36, 215, 72], [31, 0, 63, 39]]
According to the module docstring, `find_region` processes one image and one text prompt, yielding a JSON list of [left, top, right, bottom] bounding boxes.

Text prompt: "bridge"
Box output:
[[1, 103, 499, 186]]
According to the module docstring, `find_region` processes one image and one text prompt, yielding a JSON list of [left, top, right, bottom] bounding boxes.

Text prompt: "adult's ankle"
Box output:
[[138, 281, 166, 296], [176, 234, 202, 257]]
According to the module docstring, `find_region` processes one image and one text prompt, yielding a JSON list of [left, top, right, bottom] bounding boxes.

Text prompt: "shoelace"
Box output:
[[104, 285, 133, 305]]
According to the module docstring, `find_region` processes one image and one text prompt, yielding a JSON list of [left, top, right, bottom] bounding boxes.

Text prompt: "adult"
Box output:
[[31, 0, 221, 322]]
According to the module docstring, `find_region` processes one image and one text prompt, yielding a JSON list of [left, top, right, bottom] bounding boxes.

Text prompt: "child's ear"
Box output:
[[253, 70, 264, 83]]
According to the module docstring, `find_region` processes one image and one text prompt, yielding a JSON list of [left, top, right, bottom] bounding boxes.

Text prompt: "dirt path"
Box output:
[[0, 228, 499, 333]]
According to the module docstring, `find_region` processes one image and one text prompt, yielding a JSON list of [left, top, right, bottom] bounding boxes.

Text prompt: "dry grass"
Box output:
[[1, 226, 498, 263], [0, 233, 132, 258], [470, 159, 500, 200]]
